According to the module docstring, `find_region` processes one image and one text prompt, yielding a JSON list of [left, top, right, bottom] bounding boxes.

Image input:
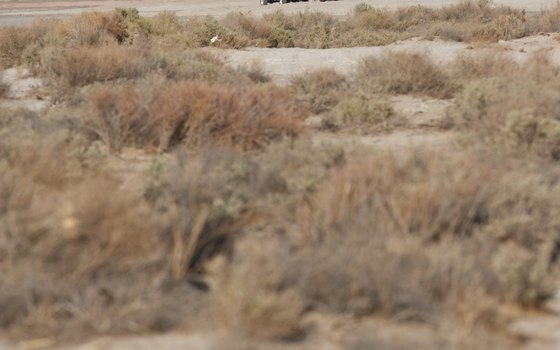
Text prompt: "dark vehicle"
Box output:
[[261, 0, 326, 5]]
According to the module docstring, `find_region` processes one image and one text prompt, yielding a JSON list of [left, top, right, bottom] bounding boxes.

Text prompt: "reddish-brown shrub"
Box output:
[[81, 80, 307, 152]]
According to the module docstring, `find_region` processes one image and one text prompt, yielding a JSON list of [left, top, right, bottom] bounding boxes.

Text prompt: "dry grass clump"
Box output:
[[356, 52, 457, 98], [535, 1, 560, 32], [449, 51, 519, 81], [148, 11, 184, 36], [161, 50, 238, 82], [41, 45, 147, 92], [290, 68, 347, 114], [289, 67, 400, 130], [180, 16, 248, 49], [80, 80, 307, 152], [210, 236, 306, 340], [334, 96, 394, 128], [431, 0, 526, 41], [0, 19, 58, 68], [452, 58, 560, 161], [57, 11, 130, 46], [222, 12, 276, 47]]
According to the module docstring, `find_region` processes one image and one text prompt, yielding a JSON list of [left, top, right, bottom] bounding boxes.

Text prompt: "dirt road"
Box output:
[[0, 0, 559, 26]]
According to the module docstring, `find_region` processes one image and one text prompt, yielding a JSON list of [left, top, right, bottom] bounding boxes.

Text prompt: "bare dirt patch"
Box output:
[[221, 35, 560, 85]]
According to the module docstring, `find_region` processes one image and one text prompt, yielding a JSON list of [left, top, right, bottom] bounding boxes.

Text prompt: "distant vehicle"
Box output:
[[261, 0, 327, 5]]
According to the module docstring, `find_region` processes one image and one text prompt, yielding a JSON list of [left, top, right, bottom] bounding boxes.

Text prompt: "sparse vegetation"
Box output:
[[2, 1, 560, 349], [356, 52, 457, 98], [1, 0, 560, 73], [290, 68, 347, 114], [452, 57, 560, 161]]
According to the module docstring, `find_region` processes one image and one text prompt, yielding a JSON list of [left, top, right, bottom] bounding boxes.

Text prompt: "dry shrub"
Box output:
[[472, 13, 526, 41], [80, 80, 307, 152], [350, 0, 526, 43], [223, 12, 273, 43], [148, 11, 183, 36], [42, 45, 147, 91], [182, 16, 247, 49], [353, 7, 397, 31], [426, 21, 478, 42], [393, 5, 439, 29], [439, 0, 521, 22], [452, 57, 560, 161], [295, 151, 559, 319], [0, 19, 57, 67], [162, 50, 237, 82], [439, 0, 526, 41], [334, 96, 394, 127], [290, 68, 347, 114], [57, 10, 129, 46], [266, 10, 398, 48], [36, 41, 267, 99], [356, 52, 457, 98], [234, 62, 271, 84], [148, 149, 287, 276], [41, 46, 238, 96], [0, 27, 32, 67], [106, 8, 182, 39], [0, 0, 547, 61], [222, 12, 295, 48], [209, 236, 306, 340], [0, 139, 193, 337], [536, 1, 560, 32], [80, 83, 157, 152], [264, 11, 334, 48], [450, 51, 519, 80]]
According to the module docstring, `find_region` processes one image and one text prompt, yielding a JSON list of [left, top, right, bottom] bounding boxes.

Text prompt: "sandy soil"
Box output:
[[1, 0, 559, 26], [221, 34, 560, 85]]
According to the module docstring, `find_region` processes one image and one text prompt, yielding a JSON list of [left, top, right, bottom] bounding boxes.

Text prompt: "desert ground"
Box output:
[[2, 0, 560, 349]]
